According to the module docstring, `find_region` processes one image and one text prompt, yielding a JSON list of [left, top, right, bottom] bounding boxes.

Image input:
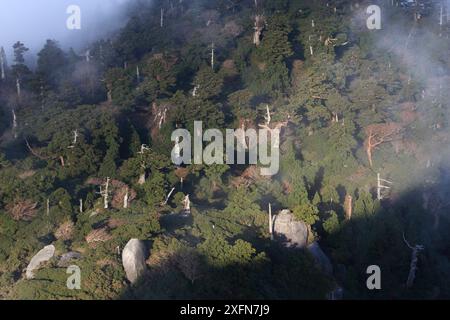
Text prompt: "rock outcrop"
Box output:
[[57, 251, 82, 267], [122, 239, 146, 284], [26, 245, 55, 279], [307, 241, 333, 275], [273, 210, 308, 248]]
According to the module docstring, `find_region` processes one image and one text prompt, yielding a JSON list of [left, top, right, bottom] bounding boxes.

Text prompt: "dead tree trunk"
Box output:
[[182, 195, 191, 215], [344, 195, 352, 220], [253, 15, 264, 46], [403, 233, 424, 289], [68, 130, 78, 148], [164, 187, 175, 205], [269, 203, 274, 240], [211, 42, 215, 70], [123, 187, 129, 209], [16, 78, 21, 99], [364, 123, 403, 168], [377, 173, 393, 200], [192, 85, 199, 97], [138, 144, 150, 185], [104, 178, 110, 209], [12, 109, 17, 139], [0, 46, 6, 80], [98, 178, 110, 209]]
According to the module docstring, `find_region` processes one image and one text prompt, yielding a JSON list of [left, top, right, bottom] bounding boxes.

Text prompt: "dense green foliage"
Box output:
[[0, 0, 449, 300]]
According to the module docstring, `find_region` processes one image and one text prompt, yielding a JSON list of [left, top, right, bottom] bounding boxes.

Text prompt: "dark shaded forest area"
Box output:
[[0, 0, 450, 300]]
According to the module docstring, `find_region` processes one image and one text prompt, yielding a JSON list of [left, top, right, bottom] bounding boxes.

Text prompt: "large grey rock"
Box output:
[[57, 251, 82, 267], [122, 239, 146, 284], [26, 245, 55, 279], [307, 241, 333, 275], [273, 210, 308, 248]]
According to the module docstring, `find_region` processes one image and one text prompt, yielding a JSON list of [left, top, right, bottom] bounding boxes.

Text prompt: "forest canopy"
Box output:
[[0, 0, 449, 300]]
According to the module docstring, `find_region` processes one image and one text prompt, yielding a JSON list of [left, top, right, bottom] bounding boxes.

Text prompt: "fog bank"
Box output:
[[0, 0, 136, 62]]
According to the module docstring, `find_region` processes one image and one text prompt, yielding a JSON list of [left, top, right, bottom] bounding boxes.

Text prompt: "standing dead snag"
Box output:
[[151, 102, 168, 133], [85, 49, 92, 63], [258, 105, 289, 150], [377, 173, 393, 201], [403, 233, 425, 289], [68, 130, 79, 149], [12, 109, 18, 139], [112, 183, 136, 209], [136, 65, 141, 83], [0, 46, 6, 80], [364, 123, 403, 167], [268, 203, 274, 240], [182, 195, 191, 216], [253, 15, 265, 46], [16, 78, 21, 99], [89, 178, 136, 209], [344, 195, 352, 220], [97, 177, 111, 209], [210, 42, 215, 70], [123, 187, 129, 209], [138, 144, 151, 185]]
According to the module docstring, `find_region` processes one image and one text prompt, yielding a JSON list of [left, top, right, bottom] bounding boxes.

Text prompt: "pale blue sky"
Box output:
[[0, 0, 132, 61]]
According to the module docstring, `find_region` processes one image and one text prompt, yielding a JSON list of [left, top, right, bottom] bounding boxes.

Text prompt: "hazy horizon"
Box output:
[[0, 0, 133, 63]]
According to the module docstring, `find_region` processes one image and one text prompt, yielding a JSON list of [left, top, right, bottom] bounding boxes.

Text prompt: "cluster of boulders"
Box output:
[[25, 209, 335, 295], [25, 245, 83, 279], [25, 239, 148, 285]]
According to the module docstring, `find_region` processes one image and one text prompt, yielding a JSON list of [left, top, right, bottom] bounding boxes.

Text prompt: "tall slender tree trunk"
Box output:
[[344, 195, 353, 220], [104, 177, 110, 209], [123, 188, 129, 209], [16, 78, 21, 98], [407, 246, 422, 288], [268, 203, 273, 240], [0, 47, 6, 80], [12, 109, 17, 139]]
